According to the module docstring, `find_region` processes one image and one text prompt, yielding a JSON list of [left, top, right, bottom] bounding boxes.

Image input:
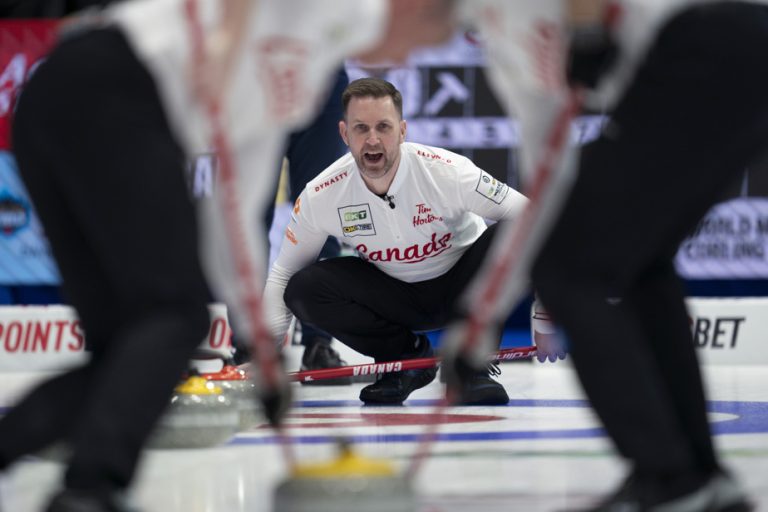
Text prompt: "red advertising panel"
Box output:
[[0, 20, 58, 150]]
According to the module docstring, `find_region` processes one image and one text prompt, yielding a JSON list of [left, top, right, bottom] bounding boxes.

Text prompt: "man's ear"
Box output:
[[399, 119, 407, 143], [339, 120, 349, 146]]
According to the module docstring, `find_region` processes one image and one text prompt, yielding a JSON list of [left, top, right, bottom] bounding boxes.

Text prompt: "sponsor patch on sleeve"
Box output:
[[337, 204, 376, 237], [475, 171, 510, 205], [290, 197, 301, 222], [285, 227, 298, 245]]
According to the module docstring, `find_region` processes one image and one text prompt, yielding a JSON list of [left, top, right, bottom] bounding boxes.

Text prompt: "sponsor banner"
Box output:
[[0, 303, 233, 372], [0, 151, 60, 284], [405, 116, 604, 150], [688, 297, 768, 365], [0, 20, 58, 150], [676, 199, 768, 279], [0, 20, 59, 284]]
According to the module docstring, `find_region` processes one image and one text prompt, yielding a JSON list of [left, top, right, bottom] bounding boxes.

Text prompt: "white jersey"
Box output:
[[462, 0, 768, 115], [107, 0, 388, 341], [450, 0, 768, 363], [263, 142, 529, 339], [109, 0, 386, 154]]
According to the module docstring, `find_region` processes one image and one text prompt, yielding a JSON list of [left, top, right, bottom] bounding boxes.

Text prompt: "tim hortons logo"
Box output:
[[413, 203, 443, 227], [356, 232, 452, 263]]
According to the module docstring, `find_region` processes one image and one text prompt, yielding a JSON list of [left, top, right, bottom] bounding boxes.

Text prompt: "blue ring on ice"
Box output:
[[1, 399, 764, 444], [226, 399, 768, 445]]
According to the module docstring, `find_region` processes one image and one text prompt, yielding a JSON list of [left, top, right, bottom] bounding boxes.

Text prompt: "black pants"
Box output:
[[284, 223, 500, 362], [532, 2, 768, 477], [1, 28, 210, 493]]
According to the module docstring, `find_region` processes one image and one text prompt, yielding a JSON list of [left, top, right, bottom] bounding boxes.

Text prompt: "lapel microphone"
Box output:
[[379, 194, 395, 209]]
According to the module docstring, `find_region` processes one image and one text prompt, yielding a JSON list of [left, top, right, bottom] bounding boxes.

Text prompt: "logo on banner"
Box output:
[[423, 72, 469, 116], [475, 172, 509, 204], [338, 204, 375, 237], [0, 318, 84, 354], [0, 192, 30, 236], [0, 54, 26, 119], [691, 316, 745, 349], [0, 21, 59, 151]]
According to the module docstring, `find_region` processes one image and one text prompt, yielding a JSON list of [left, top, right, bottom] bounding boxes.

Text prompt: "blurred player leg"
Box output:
[[4, 27, 210, 508], [533, 3, 768, 507], [263, 69, 351, 382]]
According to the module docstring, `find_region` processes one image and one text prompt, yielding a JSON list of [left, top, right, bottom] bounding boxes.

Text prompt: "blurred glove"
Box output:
[[440, 318, 501, 401], [247, 352, 292, 427], [259, 379, 292, 428], [531, 301, 566, 363], [566, 23, 619, 89]]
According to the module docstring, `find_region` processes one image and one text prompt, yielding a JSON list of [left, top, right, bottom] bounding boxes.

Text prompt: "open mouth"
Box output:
[[364, 152, 384, 164]]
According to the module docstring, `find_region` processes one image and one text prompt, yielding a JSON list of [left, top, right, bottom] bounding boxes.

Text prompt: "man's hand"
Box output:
[[440, 319, 500, 401], [246, 352, 292, 427], [531, 301, 566, 362]]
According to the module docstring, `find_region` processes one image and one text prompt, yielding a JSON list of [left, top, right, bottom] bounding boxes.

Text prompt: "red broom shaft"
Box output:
[[288, 346, 539, 383]]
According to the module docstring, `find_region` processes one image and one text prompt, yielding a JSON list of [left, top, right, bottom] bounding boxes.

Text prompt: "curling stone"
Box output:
[[147, 375, 239, 449], [203, 364, 260, 431], [273, 440, 416, 512]]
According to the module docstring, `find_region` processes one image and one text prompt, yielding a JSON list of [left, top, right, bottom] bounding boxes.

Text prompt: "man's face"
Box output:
[[339, 96, 406, 183]]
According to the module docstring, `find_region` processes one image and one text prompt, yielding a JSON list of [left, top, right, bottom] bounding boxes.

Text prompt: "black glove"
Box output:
[[260, 377, 292, 428], [566, 24, 619, 90], [249, 353, 292, 428]]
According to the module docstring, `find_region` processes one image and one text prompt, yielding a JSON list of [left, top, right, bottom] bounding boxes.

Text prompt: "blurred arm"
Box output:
[[567, 0, 609, 26], [263, 193, 328, 344], [455, 155, 529, 223]]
